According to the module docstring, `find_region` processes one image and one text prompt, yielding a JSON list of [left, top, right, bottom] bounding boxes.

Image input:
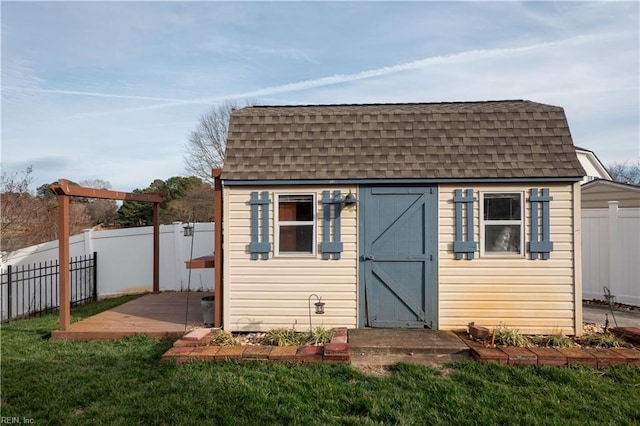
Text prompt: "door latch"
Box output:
[[363, 254, 375, 261]]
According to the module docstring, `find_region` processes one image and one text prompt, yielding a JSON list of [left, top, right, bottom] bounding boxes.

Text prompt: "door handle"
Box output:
[[363, 255, 375, 261]]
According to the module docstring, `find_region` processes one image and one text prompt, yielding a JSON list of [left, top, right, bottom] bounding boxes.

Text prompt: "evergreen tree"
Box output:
[[116, 176, 207, 227]]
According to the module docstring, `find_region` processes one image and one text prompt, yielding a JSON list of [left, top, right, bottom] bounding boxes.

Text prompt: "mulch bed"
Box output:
[[459, 322, 640, 369], [162, 328, 351, 364]]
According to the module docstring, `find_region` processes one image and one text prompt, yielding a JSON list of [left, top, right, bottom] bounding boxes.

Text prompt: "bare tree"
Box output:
[[79, 178, 112, 190], [79, 179, 118, 226], [1, 167, 35, 252], [1, 169, 95, 253], [162, 181, 214, 223], [183, 100, 253, 184], [607, 160, 640, 184]]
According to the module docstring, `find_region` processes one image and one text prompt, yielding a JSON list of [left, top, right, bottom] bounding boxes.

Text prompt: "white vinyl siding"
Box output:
[[223, 185, 358, 332], [439, 183, 580, 335]]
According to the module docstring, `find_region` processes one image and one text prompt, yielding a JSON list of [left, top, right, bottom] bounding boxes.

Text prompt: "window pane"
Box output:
[[484, 194, 521, 220], [279, 195, 314, 221], [485, 225, 520, 253], [279, 225, 314, 253]]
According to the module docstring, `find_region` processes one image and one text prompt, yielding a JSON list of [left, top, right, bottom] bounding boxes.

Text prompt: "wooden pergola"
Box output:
[[51, 179, 164, 330]]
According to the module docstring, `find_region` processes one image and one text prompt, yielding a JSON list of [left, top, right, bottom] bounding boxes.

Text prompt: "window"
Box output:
[[481, 192, 523, 256], [275, 194, 316, 255]]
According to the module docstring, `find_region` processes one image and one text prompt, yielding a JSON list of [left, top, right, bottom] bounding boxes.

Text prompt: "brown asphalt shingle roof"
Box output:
[[222, 101, 585, 181]]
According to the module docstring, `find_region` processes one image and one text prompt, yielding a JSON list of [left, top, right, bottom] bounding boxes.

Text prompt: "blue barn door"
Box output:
[[359, 187, 438, 328]]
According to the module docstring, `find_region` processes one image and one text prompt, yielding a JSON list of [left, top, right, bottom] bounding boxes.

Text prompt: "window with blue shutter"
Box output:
[[249, 191, 271, 260], [529, 188, 554, 260], [481, 192, 524, 256], [275, 194, 316, 255], [454, 189, 477, 260], [320, 190, 344, 260]]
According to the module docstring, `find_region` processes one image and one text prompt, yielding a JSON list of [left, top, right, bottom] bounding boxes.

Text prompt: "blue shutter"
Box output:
[[320, 190, 344, 260], [453, 189, 477, 260], [529, 188, 554, 260], [248, 191, 271, 260]]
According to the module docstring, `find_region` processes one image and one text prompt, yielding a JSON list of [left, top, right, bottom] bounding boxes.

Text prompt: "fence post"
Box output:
[[92, 251, 98, 301], [608, 201, 619, 298], [7, 265, 12, 322], [83, 228, 94, 257], [173, 221, 183, 291]]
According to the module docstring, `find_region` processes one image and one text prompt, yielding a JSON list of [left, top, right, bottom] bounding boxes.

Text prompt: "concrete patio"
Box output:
[[348, 328, 472, 366]]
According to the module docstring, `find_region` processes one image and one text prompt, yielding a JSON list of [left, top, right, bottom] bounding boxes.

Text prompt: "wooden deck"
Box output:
[[51, 292, 213, 341]]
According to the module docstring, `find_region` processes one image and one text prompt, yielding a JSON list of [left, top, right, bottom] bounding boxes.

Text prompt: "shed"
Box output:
[[220, 101, 586, 334]]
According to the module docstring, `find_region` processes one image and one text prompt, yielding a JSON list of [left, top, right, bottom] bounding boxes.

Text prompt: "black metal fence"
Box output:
[[0, 252, 97, 323]]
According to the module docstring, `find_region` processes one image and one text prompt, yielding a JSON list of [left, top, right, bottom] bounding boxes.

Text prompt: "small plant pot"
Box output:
[[201, 296, 214, 325]]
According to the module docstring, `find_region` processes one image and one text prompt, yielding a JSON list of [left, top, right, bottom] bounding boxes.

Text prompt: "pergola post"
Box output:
[[51, 179, 164, 331], [57, 193, 71, 330]]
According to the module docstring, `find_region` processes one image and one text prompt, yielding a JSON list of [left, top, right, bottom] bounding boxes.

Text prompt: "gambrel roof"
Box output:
[[223, 100, 585, 181]]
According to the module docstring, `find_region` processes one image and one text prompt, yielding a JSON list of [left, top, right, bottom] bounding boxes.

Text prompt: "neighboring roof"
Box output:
[[581, 178, 640, 209], [223, 100, 586, 182], [574, 146, 612, 182], [582, 178, 640, 191]]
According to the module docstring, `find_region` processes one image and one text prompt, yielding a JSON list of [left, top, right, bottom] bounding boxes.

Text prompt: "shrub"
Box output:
[[210, 331, 240, 346], [494, 324, 529, 347], [530, 334, 575, 348], [261, 327, 301, 346], [576, 332, 631, 348], [307, 326, 333, 346]]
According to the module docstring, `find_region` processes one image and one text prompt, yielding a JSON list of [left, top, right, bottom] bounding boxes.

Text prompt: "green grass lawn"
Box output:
[[2, 296, 639, 425]]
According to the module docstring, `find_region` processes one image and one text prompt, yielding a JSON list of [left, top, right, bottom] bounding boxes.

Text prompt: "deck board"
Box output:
[[51, 292, 212, 341]]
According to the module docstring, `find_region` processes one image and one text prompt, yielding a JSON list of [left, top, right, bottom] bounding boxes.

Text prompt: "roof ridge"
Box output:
[[583, 178, 640, 190], [248, 100, 528, 109]]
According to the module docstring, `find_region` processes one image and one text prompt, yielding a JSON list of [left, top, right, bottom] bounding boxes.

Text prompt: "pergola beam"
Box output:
[[52, 178, 164, 330], [51, 179, 163, 203]]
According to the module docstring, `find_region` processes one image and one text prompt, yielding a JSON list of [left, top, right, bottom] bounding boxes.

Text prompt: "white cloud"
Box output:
[[1, 58, 45, 101], [63, 31, 627, 118], [11, 88, 187, 103], [1, 1, 637, 191]]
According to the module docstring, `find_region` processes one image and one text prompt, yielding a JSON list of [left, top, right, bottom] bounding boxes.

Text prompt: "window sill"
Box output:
[[274, 253, 317, 258], [480, 253, 526, 259]]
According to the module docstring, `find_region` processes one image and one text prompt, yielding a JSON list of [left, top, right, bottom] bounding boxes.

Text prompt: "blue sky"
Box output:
[[2, 1, 638, 192]]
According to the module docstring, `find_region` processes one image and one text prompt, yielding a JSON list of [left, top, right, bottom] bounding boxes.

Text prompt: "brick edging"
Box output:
[[460, 335, 640, 368], [454, 330, 640, 368], [161, 327, 350, 364]]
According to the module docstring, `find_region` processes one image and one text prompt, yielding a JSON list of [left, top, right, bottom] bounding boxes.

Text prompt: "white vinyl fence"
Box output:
[[1, 222, 214, 298], [582, 203, 640, 305]]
